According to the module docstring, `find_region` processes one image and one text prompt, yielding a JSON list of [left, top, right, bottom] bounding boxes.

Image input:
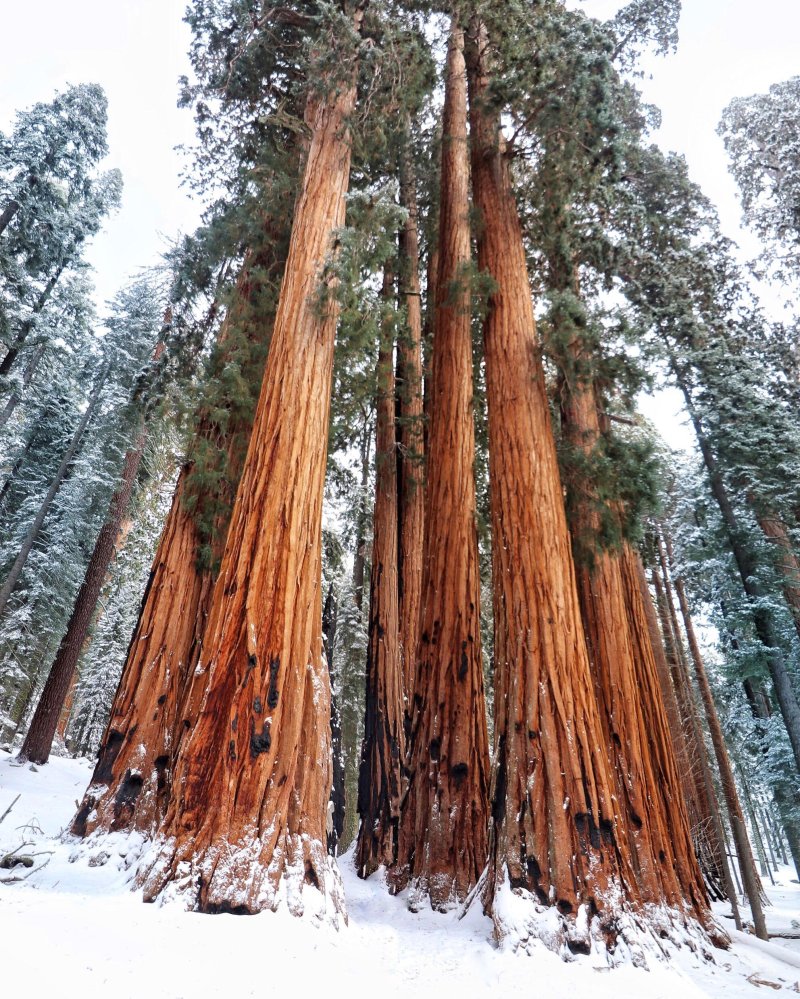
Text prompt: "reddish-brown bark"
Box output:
[[355, 268, 405, 878], [465, 22, 624, 938], [137, 47, 362, 915], [20, 428, 148, 766], [72, 258, 278, 840], [396, 144, 425, 710], [617, 543, 711, 916], [651, 561, 731, 902], [665, 539, 766, 937], [390, 20, 490, 911]]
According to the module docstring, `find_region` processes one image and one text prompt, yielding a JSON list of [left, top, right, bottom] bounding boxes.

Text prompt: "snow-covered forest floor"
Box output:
[[1, 752, 798, 998]]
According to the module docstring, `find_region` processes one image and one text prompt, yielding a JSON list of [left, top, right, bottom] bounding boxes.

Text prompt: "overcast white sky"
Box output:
[[2, 0, 798, 446]]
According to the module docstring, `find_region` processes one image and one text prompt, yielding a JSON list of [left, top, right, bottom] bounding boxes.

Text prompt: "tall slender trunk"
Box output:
[[138, 37, 362, 915], [352, 411, 372, 614], [391, 20, 490, 912], [19, 425, 148, 765], [465, 21, 628, 945], [0, 361, 108, 620], [396, 139, 425, 712], [651, 559, 729, 899], [356, 267, 405, 877], [665, 533, 767, 937], [323, 583, 345, 854]]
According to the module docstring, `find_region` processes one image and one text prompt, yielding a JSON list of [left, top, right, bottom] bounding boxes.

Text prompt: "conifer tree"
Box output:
[[391, 18, 490, 912], [355, 267, 404, 877], [137, 4, 367, 916]]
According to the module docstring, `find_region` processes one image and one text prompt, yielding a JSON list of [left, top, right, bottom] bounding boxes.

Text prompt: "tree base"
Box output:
[[135, 830, 347, 927], [487, 866, 728, 966]]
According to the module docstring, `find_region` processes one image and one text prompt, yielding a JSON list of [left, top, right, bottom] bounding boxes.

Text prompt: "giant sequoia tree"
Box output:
[[391, 18, 490, 911], [136, 6, 366, 916]]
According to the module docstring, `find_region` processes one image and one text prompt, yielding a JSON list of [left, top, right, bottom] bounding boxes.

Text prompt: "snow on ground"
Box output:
[[1, 751, 798, 999]]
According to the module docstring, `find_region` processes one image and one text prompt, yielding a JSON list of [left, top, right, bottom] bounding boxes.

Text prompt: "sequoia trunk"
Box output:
[[72, 253, 282, 839], [138, 42, 362, 916], [465, 21, 626, 944], [391, 20, 490, 911], [356, 268, 405, 877], [396, 141, 425, 711]]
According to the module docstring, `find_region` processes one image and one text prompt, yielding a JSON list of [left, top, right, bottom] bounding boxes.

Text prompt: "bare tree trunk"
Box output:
[[464, 21, 633, 947], [137, 36, 362, 915], [651, 561, 730, 901], [356, 267, 405, 877], [391, 19, 490, 912], [665, 534, 767, 938], [352, 412, 372, 615], [19, 426, 147, 765], [0, 361, 108, 621], [396, 140, 425, 713], [323, 584, 345, 855]]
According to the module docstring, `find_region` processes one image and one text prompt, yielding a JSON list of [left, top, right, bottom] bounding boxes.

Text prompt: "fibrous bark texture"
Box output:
[[72, 257, 277, 840], [617, 543, 711, 916], [20, 427, 147, 766], [356, 269, 405, 878], [396, 143, 425, 712], [71, 468, 214, 838], [137, 56, 360, 918], [391, 20, 490, 912], [465, 22, 622, 943], [665, 539, 766, 938]]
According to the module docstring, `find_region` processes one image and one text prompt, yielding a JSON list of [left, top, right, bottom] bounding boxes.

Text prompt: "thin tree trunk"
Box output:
[[0, 361, 108, 620], [138, 33, 362, 915], [396, 138, 425, 713], [666, 537, 767, 938], [356, 267, 405, 878], [352, 411, 372, 615], [391, 19, 490, 912], [464, 20, 630, 946], [323, 583, 345, 855], [19, 425, 148, 765], [651, 562, 730, 901]]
